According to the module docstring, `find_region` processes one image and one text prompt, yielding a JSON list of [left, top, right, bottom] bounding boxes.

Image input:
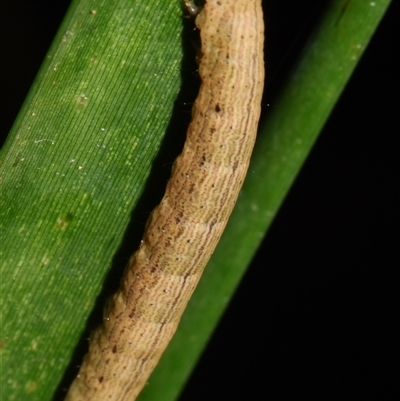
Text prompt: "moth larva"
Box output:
[[65, 0, 264, 400]]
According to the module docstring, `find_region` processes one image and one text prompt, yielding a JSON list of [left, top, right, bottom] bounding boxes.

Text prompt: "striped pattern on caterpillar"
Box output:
[[66, 1, 264, 399]]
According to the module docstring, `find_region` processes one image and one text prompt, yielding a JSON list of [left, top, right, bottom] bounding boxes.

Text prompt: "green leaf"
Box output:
[[1, 1, 184, 399], [0, 0, 392, 400], [137, 0, 392, 400]]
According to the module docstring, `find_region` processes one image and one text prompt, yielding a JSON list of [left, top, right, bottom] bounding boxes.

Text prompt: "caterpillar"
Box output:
[[65, 0, 264, 399]]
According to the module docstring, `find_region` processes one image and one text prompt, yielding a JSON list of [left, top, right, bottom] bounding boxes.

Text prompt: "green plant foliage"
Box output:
[[138, 1, 392, 400], [1, 0, 184, 399], [0, 0, 392, 400]]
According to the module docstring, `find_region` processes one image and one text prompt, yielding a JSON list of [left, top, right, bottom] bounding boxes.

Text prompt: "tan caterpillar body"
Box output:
[[66, 0, 264, 399]]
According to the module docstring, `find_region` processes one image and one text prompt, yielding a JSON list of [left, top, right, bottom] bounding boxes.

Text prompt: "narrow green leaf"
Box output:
[[137, 1, 392, 400]]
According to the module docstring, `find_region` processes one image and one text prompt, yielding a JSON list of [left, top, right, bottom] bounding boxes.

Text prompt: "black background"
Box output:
[[1, 1, 398, 400]]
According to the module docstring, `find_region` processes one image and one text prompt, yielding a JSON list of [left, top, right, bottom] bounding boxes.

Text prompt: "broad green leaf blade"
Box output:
[[137, 1, 392, 400], [0, 0, 184, 400]]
